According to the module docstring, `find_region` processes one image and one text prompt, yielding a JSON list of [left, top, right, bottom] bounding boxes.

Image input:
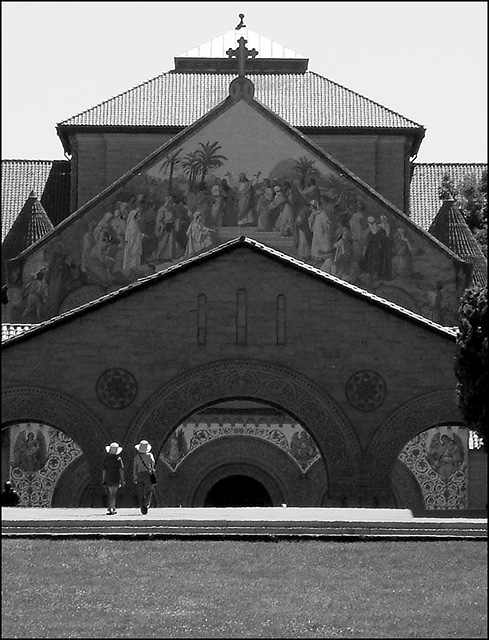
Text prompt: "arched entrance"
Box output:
[[151, 398, 326, 507], [204, 475, 273, 507], [128, 359, 361, 506]]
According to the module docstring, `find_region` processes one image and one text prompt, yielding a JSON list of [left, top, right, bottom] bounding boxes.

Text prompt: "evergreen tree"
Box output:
[[454, 286, 488, 445], [438, 172, 457, 200], [457, 169, 487, 257], [438, 170, 487, 257]]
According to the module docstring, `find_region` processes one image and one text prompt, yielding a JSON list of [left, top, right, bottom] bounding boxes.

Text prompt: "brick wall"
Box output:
[[69, 132, 175, 209], [2, 248, 459, 458]]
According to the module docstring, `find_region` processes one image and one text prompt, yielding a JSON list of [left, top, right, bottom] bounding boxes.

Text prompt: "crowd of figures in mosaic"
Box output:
[[7, 142, 454, 323], [2, 421, 473, 509]]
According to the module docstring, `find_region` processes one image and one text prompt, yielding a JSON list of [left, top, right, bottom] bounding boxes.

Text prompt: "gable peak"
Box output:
[[175, 24, 308, 74], [177, 27, 306, 60]]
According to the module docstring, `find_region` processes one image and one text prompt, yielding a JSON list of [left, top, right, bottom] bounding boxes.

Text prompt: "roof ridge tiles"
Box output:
[[2, 159, 59, 164], [414, 162, 487, 167]]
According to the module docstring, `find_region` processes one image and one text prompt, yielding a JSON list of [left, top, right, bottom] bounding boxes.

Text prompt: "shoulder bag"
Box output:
[[139, 452, 157, 484]]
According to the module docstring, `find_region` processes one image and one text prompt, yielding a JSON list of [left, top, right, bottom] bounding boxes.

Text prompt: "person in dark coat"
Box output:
[[1, 481, 20, 506], [102, 442, 125, 515]]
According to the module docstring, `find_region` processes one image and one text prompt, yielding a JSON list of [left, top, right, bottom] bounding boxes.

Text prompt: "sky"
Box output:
[[1, 1, 487, 164]]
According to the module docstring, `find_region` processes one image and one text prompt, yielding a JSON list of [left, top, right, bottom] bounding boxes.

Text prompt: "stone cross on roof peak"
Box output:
[[226, 36, 258, 77]]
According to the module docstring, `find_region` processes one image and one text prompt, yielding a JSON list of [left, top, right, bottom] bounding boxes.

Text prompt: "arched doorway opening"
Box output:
[[126, 359, 361, 507], [204, 475, 273, 507], [152, 398, 328, 507]]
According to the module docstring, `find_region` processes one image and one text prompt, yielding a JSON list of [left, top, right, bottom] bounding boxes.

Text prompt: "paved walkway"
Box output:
[[2, 507, 487, 539]]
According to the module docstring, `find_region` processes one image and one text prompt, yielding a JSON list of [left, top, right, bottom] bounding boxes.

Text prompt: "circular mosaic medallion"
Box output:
[[96, 368, 138, 409], [345, 370, 386, 412]]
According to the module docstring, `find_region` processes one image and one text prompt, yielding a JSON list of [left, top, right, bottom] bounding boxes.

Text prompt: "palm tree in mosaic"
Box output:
[[182, 150, 201, 192], [293, 156, 320, 189], [324, 174, 359, 208], [194, 141, 228, 187], [159, 148, 183, 195]]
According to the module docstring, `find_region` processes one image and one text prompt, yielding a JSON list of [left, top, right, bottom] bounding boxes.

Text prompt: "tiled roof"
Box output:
[[2, 160, 52, 242], [1, 323, 34, 342], [410, 163, 487, 231], [429, 200, 487, 288], [57, 71, 424, 132], [1, 159, 71, 242], [1, 191, 54, 285]]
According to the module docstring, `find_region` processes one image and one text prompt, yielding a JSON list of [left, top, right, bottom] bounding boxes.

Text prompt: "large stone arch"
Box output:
[[1, 386, 111, 489], [125, 359, 361, 495], [157, 434, 323, 507], [366, 389, 465, 483]]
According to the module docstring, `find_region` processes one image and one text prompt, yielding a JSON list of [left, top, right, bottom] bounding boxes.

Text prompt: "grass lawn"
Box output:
[[1, 539, 487, 638]]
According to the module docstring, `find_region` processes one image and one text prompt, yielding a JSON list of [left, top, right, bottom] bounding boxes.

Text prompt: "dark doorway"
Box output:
[[204, 475, 273, 507]]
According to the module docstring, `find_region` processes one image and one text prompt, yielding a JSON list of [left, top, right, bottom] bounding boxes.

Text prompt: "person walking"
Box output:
[[133, 439, 156, 514], [102, 442, 125, 515]]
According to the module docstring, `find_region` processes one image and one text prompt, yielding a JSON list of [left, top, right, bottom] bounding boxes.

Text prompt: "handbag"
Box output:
[[139, 452, 157, 484]]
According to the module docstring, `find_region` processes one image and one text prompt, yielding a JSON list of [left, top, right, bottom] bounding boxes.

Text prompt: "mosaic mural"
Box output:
[[159, 417, 321, 473], [6, 126, 458, 324], [399, 426, 468, 510], [9, 422, 83, 507]]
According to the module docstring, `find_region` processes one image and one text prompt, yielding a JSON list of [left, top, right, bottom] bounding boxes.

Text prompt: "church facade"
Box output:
[[1, 25, 486, 511]]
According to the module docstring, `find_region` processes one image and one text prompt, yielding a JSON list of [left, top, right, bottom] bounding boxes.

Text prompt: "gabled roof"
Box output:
[[410, 163, 487, 231], [429, 200, 487, 288], [14, 90, 464, 270], [57, 22, 422, 137], [1, 237, 457, 348], [1, 159, 71, 242], [57, 71, 424, 130], [56, 71, 425, 156]]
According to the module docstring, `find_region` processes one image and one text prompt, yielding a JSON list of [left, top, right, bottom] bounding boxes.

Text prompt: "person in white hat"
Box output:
[[133, 440, 156, 514], [102, 443, 125, 515]]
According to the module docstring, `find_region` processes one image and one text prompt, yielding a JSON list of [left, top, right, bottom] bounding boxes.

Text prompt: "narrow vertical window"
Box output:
[[236, 288, 247, 345], [276, 294, 286, 345], [197, 294, 207, 345]]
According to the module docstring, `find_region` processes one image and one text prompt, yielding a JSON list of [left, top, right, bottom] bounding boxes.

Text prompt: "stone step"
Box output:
[[217, 227, 295, 250], [2, 507, 486, 539]]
